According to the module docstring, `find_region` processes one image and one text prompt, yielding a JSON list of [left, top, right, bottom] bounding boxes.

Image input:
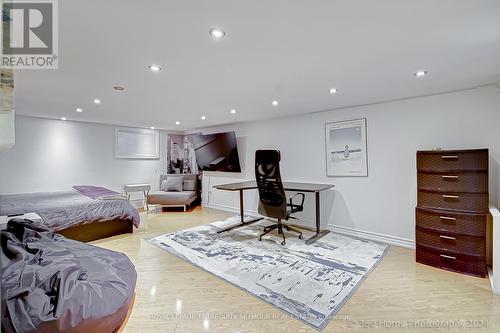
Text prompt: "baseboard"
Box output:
[[203, 202, 257, 217], [204, 202, 415, 249], [328, 224, 415, 249], [487, 267, 496, 294]]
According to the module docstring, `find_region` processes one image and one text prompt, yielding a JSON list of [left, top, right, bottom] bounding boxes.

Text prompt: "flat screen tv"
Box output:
[[186, 131, 242, 173]]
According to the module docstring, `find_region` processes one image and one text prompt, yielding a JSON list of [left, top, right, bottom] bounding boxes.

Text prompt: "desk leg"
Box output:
[[217, 189, 262, 233], [305, 191, 330, 245], [239, 189, 244, 223], [144, 191, 149, 212]]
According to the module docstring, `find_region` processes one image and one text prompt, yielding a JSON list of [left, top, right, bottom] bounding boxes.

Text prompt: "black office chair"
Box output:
[[255, 150, 305, 245]]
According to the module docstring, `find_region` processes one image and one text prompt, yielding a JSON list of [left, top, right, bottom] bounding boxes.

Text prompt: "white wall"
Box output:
[[196, 86, 500, 246], [2, 87, 499, 245], [0, 110, 15, 151], [0, 116, 167, 199]]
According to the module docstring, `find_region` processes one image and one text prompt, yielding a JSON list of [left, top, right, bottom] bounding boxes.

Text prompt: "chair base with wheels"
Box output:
[[259, 218, 303, 245]]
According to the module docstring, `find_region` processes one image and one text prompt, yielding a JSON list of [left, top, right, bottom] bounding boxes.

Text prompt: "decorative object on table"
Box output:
[[325, 118, 368, 177], [115, 127, 159, 159], [149, 221, 388, 330], [416, 149, 489, 277], [123, 184, 151, 211]]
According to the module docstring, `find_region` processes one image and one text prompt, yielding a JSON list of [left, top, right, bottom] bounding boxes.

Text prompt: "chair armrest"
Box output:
[[288, 193, 305, 213]]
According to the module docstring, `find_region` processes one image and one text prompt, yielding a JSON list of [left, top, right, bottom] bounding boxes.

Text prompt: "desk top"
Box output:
[[214, 180, 334, 192]]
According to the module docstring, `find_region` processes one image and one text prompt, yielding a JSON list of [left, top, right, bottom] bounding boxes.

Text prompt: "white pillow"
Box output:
[[160, 180, 168, 191], [183, 179, 196, 191], [162, 177, 183, 192]]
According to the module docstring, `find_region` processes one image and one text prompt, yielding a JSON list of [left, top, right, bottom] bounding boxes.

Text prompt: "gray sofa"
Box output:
[[147, 174, 198, 211]]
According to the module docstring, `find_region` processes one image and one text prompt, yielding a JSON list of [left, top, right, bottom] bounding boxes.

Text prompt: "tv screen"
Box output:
[[186, 131, 242, 173]]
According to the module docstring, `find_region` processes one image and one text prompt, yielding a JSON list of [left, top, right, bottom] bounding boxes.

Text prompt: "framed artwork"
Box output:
[[325, 118, 368, 177], [115, 127, 159, 159]]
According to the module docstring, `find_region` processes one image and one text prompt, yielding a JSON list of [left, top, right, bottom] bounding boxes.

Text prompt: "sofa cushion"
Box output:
[[159, 174, 196, 189], [183, 179, 196, 191], [163, 176, 183, 192], [147, 191, 197, 205]]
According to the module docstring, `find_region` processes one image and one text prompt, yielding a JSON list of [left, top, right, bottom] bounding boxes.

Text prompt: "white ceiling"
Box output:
[[14, 0, 500, 130]]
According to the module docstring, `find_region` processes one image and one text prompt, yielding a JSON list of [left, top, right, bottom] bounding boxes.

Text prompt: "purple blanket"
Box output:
[[73, 185, 121, 199]]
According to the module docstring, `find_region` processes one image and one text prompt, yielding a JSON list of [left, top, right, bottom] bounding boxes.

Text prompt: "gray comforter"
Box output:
[[1, 219, 137, 333], [0, 190, 140, 230]]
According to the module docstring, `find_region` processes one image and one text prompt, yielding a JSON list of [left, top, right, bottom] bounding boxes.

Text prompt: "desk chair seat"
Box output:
[[255, 150, 305, 245]]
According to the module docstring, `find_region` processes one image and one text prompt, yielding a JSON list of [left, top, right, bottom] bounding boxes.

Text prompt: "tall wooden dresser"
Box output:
[[416, 149, 489, 277]]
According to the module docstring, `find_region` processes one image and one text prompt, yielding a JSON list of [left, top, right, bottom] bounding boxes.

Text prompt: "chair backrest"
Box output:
[[255, 150, 288, 219]]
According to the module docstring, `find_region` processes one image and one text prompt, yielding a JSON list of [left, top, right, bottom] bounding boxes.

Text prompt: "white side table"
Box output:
[[0, 212, 42, 230], [124, 184, 151, 211]]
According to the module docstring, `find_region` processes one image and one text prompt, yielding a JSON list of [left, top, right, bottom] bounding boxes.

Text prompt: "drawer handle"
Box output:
[[441, 155, 458, 159], [439, 235, 456, 240], [442, 175, 459, 179], [440, 254, 456, 260], [439, 216, 457, 221], [442, 195, 459, 199]]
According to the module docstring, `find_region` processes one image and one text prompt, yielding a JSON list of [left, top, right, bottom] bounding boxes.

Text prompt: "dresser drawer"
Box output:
[[417, 172, 487, 193], [417, 191, 488, 213], [416, 245, 486, 277], [416, 228, 485, 257], [417, 151, 488, 172], [415, 208, 486, 236]]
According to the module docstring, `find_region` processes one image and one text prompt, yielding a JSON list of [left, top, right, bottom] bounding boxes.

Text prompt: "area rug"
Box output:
[[148, 221, 389, 330]]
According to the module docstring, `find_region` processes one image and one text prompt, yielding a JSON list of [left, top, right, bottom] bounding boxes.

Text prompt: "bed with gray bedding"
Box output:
[[0, 189, 140, 233], [1, 218, 137, 333]]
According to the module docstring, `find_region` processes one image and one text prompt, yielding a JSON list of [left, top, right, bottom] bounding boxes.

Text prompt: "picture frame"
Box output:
[[325, 118, 368, 177], [115, 127, 160, 159]]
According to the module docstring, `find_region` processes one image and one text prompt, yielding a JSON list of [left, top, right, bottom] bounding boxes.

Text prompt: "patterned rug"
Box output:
[[148, 220, 389, 330]]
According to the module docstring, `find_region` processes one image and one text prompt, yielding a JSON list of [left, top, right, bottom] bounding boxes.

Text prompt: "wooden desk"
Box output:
[[213, 181, 334, 244]]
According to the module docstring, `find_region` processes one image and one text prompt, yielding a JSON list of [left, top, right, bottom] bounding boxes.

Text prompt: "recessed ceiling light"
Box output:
[[209, 27, 226, 39], [61, 117, 66, 121], [414, 70, 428, 78], [93, 98, 101, 104], [113, 86, 125, 91], [76, 108, 83, 113], [148, 64, 162, 73], [329, 88, 338, 94], [272, 100, 279, 106], [175, 121, 180, 125], [201, 116, 206, 120], [230, 109, 236, 114], [150, 126, 155, 130]]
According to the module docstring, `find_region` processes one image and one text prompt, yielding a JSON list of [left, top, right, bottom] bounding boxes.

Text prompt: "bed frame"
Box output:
[[57, 219, 133, 242]]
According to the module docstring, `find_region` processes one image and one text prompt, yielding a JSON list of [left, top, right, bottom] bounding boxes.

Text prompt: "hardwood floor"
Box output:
[[92, 207, 500, 333]]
